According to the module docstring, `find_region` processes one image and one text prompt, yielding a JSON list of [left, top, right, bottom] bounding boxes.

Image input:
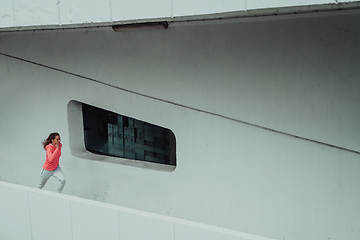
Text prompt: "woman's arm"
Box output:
[[46, 146, 61, 163]]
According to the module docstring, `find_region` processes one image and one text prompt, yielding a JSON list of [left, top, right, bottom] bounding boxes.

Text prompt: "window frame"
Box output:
[[67, 100, 176, 172]]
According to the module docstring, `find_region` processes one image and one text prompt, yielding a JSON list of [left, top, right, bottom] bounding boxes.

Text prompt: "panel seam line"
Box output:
[[0, 52, 358, 155]]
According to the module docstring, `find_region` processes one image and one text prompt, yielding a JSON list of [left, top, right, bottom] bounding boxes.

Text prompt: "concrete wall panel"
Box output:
[[175, 224, 241, 240], [59, 0, 111, 25], [71, 201, 120, 240], [111, 0, 171, 21], [0, 0, 15, 28], [0, 184, 32, 240], [247, 0, 336, 10], [118, 211, 175, 240], [2, 0, 360, 30], [12, 0, 59, 27], [172, 0, 246, 17], [0, 181, 271, 240], [28, 191, 73, 240]]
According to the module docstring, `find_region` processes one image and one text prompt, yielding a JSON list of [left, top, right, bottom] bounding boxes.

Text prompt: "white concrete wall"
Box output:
[[1, 0, 360, 30], [0, 181, 274, 240], [0, 10, 360, 240]]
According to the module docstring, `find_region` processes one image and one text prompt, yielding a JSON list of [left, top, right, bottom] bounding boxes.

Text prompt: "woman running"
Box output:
[[36, 132, 66, 193]]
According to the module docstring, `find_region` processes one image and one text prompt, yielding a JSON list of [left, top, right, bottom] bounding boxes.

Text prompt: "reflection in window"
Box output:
[[82, 104, 176, 166]]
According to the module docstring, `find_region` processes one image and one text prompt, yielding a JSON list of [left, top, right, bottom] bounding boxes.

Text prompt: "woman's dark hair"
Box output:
[[42, 132, 60, 150]]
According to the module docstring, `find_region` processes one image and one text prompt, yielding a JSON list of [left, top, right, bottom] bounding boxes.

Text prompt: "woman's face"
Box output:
[[51, 135, 61, 146]]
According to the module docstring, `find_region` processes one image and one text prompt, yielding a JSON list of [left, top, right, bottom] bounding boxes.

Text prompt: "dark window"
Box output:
[[82, 103, 176, 166]]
